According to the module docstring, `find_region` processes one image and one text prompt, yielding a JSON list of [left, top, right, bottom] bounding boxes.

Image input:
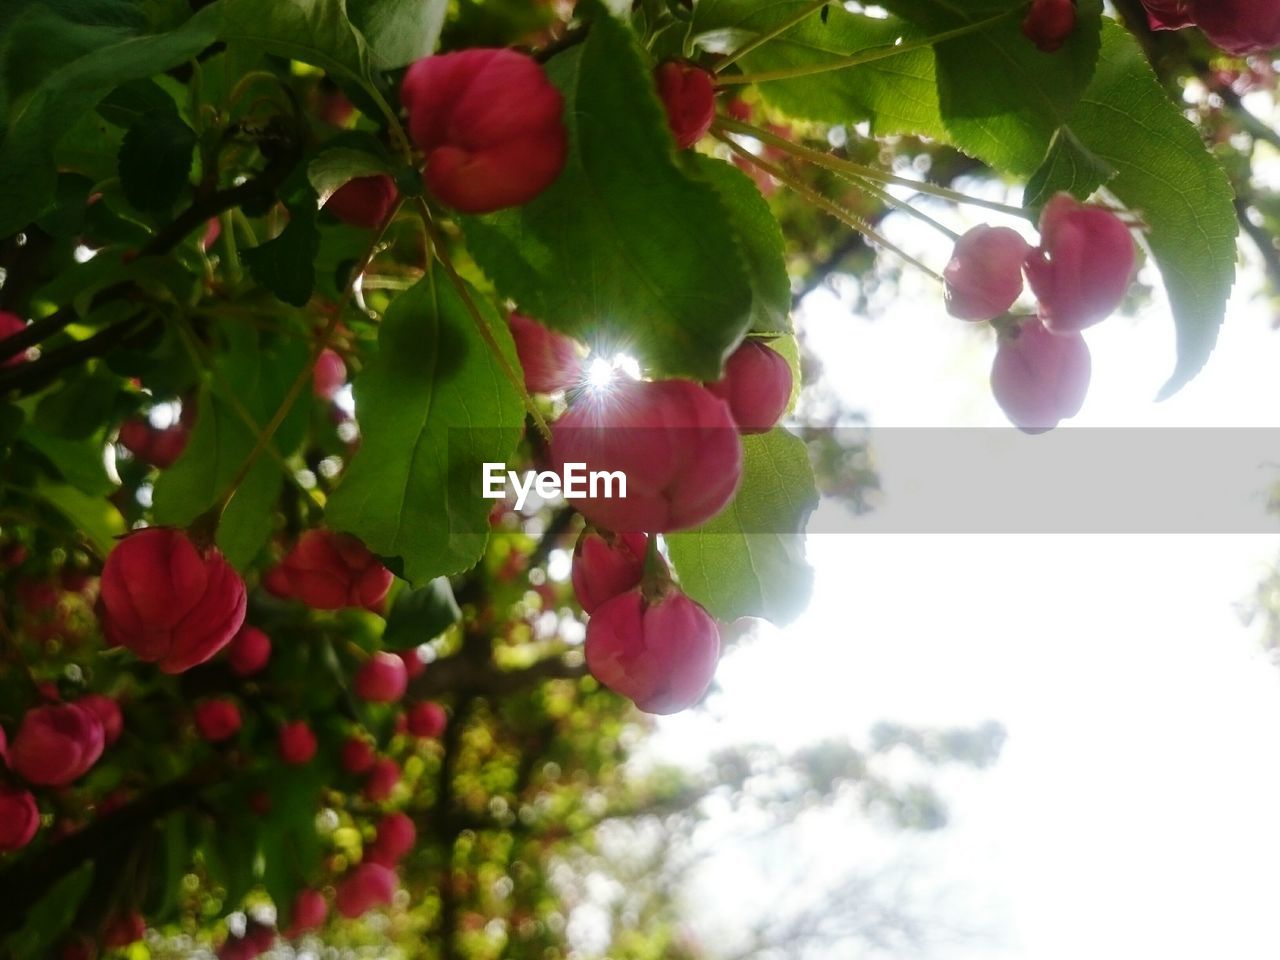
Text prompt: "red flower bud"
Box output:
[[194, 699, 242, 743], [102, 912, 145, 948], [312, 348, 347, 400], [99, 528, 247, 674], [0, 311, 29, 367], [585, 588, 720, 715], [509, 313, 582, 394], [943, 225, 1033, 321], [1024, 194, 1135, 334], [279, 721, 318, 765], [78, 694, 123, 747], [398, 649, 427, 679], [118, 419, 189, 469], [571, 530, 650, 614], [1143, 0, 1280, 55], [354, 652, 409, 703], [368, 811, 416, 866], [227, 626, 271, 677], [286, 889, 328, 937], [0, 787, 39, 851], [550, 379, 742, 533], [655, 61, 716, 150], [704, 341, 793, 434], [263, 530, 393, 611], [401, 49, 566, 213], [1022, 0, 1077, 52], [991, 320, 1091, 433], [9, 703, 105, 786], [323, 175, 398, 229], [341, 736, 376, 774], [335, 862, 397, 919], [364, 758, 400, 802], [405, 701, 447, 739]]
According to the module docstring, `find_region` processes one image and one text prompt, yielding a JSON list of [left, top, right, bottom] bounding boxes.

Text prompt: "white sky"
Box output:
[[646, 142, 1280, 958]]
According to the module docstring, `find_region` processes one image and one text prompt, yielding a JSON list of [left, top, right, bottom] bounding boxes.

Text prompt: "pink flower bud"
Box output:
[[78, 694, 123, 746], [585, 588, 720, 715], [550, 379, 742, 533], [991, 320, 1091, 433], [0, 787, 39, 851], [263, 530, 393, 611], [227, 626, 271, 677], [655, 61, 716, 150], [1024, 194, 1135, 333], [194, 699, 242, 743], [508, 313, 582, 394], [1143, 0, 1280, 55], [943, 225, 1032, 321], [397, 649, 427, 679], [9, 703, 104, 786], [368, 811, 416, 865], [401, 49, 566, 213], [0, 311, 29, 367], [341, 736, 376, 774], [335, 862, 397, 919], [355, 652, 409, 703], [1022, 0, 1077, 52], [279, 721, 318, 765], [405, 701, 447, 739], [312, 348, 348, 400], [102, 912, 145, 948], [571, 530, 650, 614], [364, 758, 400, 802], [286, 889, 328, 937], [99, 528, 247, 674], [323, 175, 398, 229], [704, 341, 793, 434]]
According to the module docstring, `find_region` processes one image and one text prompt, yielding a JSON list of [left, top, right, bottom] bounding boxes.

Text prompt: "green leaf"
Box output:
[[218, 0, 372, 88], [348, 0, 446, 68], [21, 427, 113, 496], [1022, 125, 1116, 215], [258, 761, 327, 925], [0, 3, 220, 237], [666, 429, 817, 626], [243, 190, 321, 307], [1035, 24, 1237, 397], [117, 101, 195, 212], [461, 11, 753, 381], [690, 154, 791, 334], [307, 143, 394, 205], [34, 480, 126, 555], [1, 861, 93, 960], [691, 0, 945, 138], [326, 264, 524, 586], [382, 577, 461, 650]]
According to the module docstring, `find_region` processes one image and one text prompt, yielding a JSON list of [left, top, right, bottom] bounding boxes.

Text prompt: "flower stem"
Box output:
[[713, 0, 830, 74]]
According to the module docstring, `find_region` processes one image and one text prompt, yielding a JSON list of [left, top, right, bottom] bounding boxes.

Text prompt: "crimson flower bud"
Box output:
[[279, 721, 318, 765], [401, 49, 566, 213], [585, 588, 720, 715], [99, 528, 247, 674], [1022, 0, 1077, 52], [341, 736, 377, 774], [78, 694, 123, 747], [263, 530, 393, 611], [398, 649, 427, 679], [368, 811, 416, 866], [943, 225, 1032, 321], [571, 530, 650, 615], [286, 889, 328, 937], [118, 419, 189, 469], [364, 758, 400, 802], [655, 61, 716, 150], [991, 320, 1091, 433], [0, 311, 29, 366], [1024, 194, 1135, 334], [0, 787, 39, 851], [1143, 0, 1280, 55], [227, 626, 271, 677], [9, 703, 104, 786], [323, 175, 398, 229], [312, 348, 347, 401], [509, 313, 582, 394], [102, 912, 145, 948], [194, 699, 242, 743], [335, 862, 397, 919], [60, 938, 96, 960], [405, 701, 447, 739], [354, 652, 409, 703], [550, 379, 742, 533], [704, 340, 793, 434]]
